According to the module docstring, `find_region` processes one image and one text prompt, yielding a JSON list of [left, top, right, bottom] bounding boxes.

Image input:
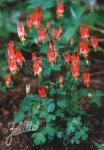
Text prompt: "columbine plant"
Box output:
[[5, 0, 103, 146]]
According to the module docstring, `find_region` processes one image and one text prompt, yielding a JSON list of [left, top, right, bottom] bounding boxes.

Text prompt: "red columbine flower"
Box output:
[[52, 26, 63, 40], [16, 48, 25, 65], [46, 45, 58, 65], [80, 24, 89, 39], [91, 36, 98, 48], [38, 86, 47, 98], [56, 1, 64, 18], [64, 52, 71, 64], [8, 57, 17, 75], [7, 41, 17, 74], [71, 51, 80, 67], [71, 52, 80, 78], [80, 39, 89, 58], [17, 21, 27, 41], [5, 74, 12, 87], [82, 68, 90, 87], [33, 8, 43, 27], [7, 41, 15, 59], [32, 53, 37, 61], [71, 65, 80, 78], [38, 26, 47, 42], [32, 53, 42, 76], [27, 15, 33, 29]]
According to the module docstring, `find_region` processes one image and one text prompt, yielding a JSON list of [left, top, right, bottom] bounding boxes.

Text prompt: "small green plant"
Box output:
[[95, 143, 104, 150]]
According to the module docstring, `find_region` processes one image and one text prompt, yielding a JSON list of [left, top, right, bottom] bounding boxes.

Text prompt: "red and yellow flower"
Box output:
[[33, 8, 43, 27], [38, 85, 47, 98], [38, 26, 47, 42], [56, 1, 64, 18], [91, 36, 98, 49], [17, 21, 27, 41], [82, 68, 90, 87], [64, 52, 71, 64], [80, 39, 89, 58], [71, 52, 80, 78], [46, 45, 58, 65], [32, 53, 42, 76], [80, 24, 89, 39]]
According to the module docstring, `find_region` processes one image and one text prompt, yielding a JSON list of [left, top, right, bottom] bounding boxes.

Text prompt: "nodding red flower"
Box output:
[[32, 53, 37, 61], [38, 27, 47, 42], [16, 48, 25, 65], [17, 21, 27, 41], [71, 51, 80, 67], [46, 46, 58, 65], [7, 41, 17, 74], [71, 52, 80, 78], [91, 36, 98, 48], [8, 57, 17, 75], [33, 8, 43, 27], [56, 1, 64, 18], [27, 15, 33, 29], [32, 53, 42, 76], [38, 86, 47, 98], [64, 52, 71, 64], [52, 26, 63, 39], [7, 41, 15, 59], [80, 39, 89, 58], [80, 24, 89, 39], [5, 74, 12, 87], [82, 68, 90, 87], [71, 65, 80, 78]]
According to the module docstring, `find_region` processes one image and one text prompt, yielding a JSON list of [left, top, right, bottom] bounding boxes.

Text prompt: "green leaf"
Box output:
[[89, 97, 101, 106], [83, 12, 98, 25], [43, 10, 52, 20], [66, 124, 75, 135], [56, 89, 66, 96], [63, 26, 78, 42], [52, 64, 61, 71], [46, 126, 56, 137], [20, 100, 32, 112], [32, 132, 46, 145], [14, 112, 24, 123], [57, 100, 66, 109], [48, 103, 55, 113], [27, 0, 56, 10], [95, 90, 104, 97], [55, 110, 64, 118], [57, 131, 63, 138], [39, 111, 56, 122], [42, 99, 51, 106], [42, 58, 52, 76], [49, 88, 56, 96]]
